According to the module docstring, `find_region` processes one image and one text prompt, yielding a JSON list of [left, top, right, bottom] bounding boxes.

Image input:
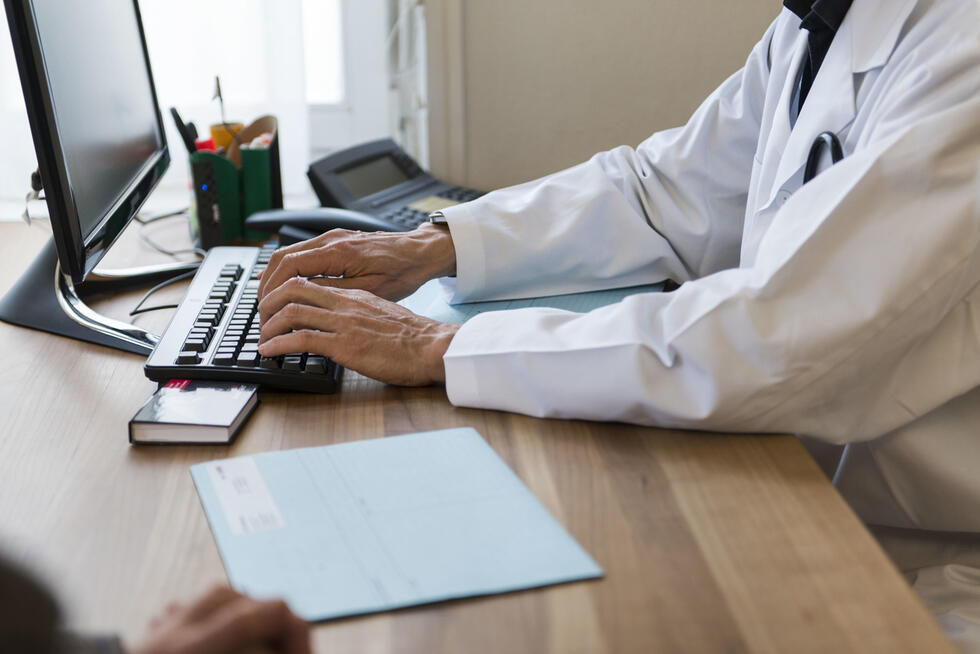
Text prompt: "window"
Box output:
[[0, 0, 392, 208]]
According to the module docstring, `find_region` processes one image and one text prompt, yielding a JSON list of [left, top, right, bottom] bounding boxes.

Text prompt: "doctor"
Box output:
[[259, 0, 980, 645]]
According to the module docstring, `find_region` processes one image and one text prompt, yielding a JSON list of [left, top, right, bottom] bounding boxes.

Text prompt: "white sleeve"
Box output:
[[444, 87, 980, 445], [438, 21, 778, 303]]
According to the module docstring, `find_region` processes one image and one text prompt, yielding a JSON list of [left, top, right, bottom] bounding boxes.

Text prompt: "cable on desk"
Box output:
[[135, 208, 208, 259], [134, 207, 189, 225], [129, 268, 198, 316], [130, 303, 179, 316]]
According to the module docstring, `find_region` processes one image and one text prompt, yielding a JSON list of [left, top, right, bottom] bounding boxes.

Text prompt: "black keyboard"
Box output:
[[144, 244, 343, 393]]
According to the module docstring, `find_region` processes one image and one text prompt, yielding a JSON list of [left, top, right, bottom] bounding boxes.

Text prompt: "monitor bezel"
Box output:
[[4, 0, 170, 284]]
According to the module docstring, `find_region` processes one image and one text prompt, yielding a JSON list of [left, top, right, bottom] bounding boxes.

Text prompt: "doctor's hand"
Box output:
[[257, 223, 456, 304], [258, 278, 460, 386], [130, 585, 310, 654]]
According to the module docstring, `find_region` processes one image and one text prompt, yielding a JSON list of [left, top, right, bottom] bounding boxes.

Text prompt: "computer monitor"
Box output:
[[0, 0, 194, 354]]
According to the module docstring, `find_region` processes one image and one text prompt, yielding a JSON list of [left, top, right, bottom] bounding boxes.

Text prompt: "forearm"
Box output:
[[412, 222, 457, 280], [440, 158, 699, 303]]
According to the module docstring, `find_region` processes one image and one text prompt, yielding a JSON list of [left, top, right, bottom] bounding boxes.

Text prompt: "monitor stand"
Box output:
[[0, 237, 199, 355]]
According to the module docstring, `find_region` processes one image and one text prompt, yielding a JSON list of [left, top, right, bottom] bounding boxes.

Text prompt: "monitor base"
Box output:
[[0, 237, 198, 355]]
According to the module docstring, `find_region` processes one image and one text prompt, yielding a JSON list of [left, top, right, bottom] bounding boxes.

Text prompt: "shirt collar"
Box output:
[[783, 0, 853, 30]]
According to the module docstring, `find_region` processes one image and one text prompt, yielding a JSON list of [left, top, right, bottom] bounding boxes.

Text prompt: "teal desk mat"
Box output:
[[398, 279, 665, 324]]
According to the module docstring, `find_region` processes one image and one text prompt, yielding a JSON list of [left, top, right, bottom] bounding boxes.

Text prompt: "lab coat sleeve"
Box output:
[[444, 82, 980, 444], [438, 21, 779, 303]]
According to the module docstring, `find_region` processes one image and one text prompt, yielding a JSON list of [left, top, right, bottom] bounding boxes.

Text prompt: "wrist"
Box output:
[[415, 222, 457, 279], [424, 321, 460, 384]]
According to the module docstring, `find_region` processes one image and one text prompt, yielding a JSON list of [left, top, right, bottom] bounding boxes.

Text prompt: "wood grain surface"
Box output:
[[0, 221, 956, 653]]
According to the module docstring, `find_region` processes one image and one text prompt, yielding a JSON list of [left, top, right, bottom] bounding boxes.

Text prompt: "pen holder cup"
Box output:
[[189, 115, 283, 250]]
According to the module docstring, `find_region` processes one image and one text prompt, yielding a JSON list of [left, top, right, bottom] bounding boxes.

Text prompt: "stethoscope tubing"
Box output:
[[804, 131, 844, 183]]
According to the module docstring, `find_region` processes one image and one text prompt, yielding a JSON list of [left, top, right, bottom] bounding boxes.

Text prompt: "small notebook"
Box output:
[[191, 428, 602, 621], [129, 379, 258, 444]]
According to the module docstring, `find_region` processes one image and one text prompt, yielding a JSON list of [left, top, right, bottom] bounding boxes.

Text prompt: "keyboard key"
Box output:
[[282, 355, 304, 371], [236, 352, 259, 366], [213, 351, 236, 365], [243, 334, 260, 344], [305, 356, 328, 374], [221, 265, 243, 280], [259, 357, 280, 369], [183, 338, 207, 352], [176, 351, 200, 364]]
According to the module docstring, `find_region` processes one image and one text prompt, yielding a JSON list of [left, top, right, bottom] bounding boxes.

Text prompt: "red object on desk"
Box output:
[[195, 137, 216, 152]]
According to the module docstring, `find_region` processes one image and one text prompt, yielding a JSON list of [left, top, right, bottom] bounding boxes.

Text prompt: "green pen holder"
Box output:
[[189, 114, 283, 249]]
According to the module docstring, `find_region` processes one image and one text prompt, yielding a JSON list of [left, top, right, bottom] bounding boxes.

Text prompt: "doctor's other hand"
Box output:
[[130, 585, 310, 654], [258, 279, 460, 386], [257, 223, 456, 303]]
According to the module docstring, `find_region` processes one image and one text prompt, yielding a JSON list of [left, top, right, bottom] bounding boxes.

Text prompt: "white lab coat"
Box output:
[[439, 0, 980, 644]]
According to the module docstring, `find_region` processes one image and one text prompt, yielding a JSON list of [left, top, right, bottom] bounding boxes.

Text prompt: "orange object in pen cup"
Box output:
[[210, 121, 244, 150]]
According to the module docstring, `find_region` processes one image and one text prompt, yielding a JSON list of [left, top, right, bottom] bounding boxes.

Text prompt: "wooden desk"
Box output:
[[0, 220, 956, 653]]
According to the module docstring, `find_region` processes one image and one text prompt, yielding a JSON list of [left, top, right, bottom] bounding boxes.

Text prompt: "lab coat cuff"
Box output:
[[443, 312, 506, 408], [440, 202, 489, 303]]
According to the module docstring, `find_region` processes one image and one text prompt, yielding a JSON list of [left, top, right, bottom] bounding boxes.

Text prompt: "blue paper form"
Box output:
[[191, 428, 603, 621], [398, 279, 665, 324]]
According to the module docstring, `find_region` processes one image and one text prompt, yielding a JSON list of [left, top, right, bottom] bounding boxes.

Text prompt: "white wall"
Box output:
[[426, 0, 778, 190]]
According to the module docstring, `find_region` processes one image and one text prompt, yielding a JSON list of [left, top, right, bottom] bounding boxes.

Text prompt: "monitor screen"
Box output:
[[5, 0, 168, 282], [337, 155, 411, 199], [32, 0, 162, 239]]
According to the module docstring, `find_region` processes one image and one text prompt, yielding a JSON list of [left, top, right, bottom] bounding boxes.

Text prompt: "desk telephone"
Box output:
[[245, 138, 483, 244]]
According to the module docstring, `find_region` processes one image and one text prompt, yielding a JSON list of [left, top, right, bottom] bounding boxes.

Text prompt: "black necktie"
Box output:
[[783, 0, 854, 112]]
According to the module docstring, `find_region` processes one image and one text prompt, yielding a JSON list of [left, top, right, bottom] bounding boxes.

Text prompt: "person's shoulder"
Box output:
[[899, 0, 980, 58], [882, 0, 980, 92]]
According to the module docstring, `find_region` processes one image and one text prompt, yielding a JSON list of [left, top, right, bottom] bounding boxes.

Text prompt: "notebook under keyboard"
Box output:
[[144, 244, 343, 393]]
